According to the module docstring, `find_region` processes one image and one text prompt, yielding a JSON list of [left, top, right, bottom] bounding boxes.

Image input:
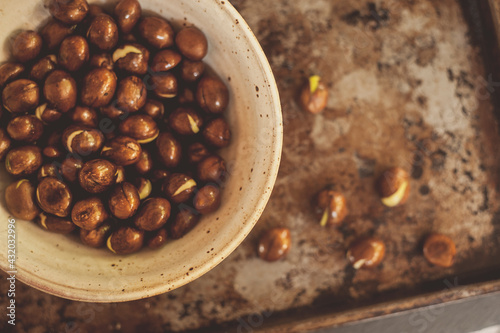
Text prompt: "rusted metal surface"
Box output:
[[2, 0, 500, 332]]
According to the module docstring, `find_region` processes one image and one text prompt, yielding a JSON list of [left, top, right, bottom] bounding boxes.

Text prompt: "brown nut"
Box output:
[[258, 227, 291, 262], [115, 0, 142, 33], [44, 70, 77, 113], [38, 163, 62, 181], [377, 167, 410, 207], [43, 146, 62, 159], [5, 179, 40, 220], [194, 184, 221, 214], [7, 115, 44, 142], [79, 159, 117, 193], [80, 223, 111, 247], [81, 68, 117, 107], [178, 87, 195, 105], [101, 136, 142, 166], [59, 35, 90, 72], [36, 212, 75, 234], [150, 72, 177, 99], [113, 44, 150, 75], [134, 177, 152, 200], [347, 237, 386, 269], [90, 53, 114, 70], [175, 26, 208, 61], [87, 14, 119, 50], [40, 19, 75, 50], [151, 49, 182, 72], [181, 60, 205, 83], [2, 79, 39, 114], [138, 17, 174, 49], [141, 99, 164, 120], [169, 208, 200, 239], [162, 173, 197, 204], [196, 76, 229, 114], [36, 177, 73, 217], [0, 128, 11, 161], [299, 75, 328, 114], [134, 150, 152, 175], [71, 197, 109, 230], [0, 63, 25, 88], [11, 30, 42, 63], [314, 188, 348, 227], [187, 142, 210, 164], [60, 156, 83, 182], [169, 107, 203, 136], [151, 169, 169, 182], [119, 114, 159, 143], [70, 106, 98, 127], [134, 197, 171, 231], [197, 155, 227, 183], [202, 118, 231, 147], [30, 55, 58, 82], [156, 132, 182, 168], [423, 233, 456, 268], [116, 76, 147, 113], [62, 125, 104, 155], [147, 228, 167, 249], [48, 0, 89, 24], [108, 182, 140, 219], [107, 226, 144, 254], [100, 104, 125, 120], [36, 104, 63, 123], [5, 146, 42, 177]]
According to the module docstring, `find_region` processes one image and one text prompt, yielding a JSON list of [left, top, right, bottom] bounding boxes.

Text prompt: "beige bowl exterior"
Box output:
[[0, 0, 282, 302]]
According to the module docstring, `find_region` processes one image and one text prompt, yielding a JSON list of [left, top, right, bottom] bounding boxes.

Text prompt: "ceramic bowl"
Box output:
[[0, 0, 282, 302]]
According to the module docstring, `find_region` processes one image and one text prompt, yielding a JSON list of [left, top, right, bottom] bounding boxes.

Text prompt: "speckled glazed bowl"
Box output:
[[0, 0, 282, 301]]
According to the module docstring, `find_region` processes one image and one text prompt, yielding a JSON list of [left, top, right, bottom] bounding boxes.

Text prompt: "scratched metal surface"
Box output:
[[2, 0, 500, 332]]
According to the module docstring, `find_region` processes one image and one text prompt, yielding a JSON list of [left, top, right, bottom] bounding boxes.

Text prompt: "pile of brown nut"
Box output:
[[0, 0, 231, 254]]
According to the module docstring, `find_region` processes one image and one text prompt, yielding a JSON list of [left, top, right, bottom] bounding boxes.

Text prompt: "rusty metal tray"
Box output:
[[2, 0, 500, 332]]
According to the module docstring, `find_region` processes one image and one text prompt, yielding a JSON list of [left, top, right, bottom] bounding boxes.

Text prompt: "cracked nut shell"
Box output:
[[11, 30, 42, 63], [116, 76, 147, 113], [72, 197, 109, 230], [36, 177, 73, 217], [80, 223, 111, 247], [2, 79, 39, 114], [197, 155, 227, 183], [0, 62, 25, 88], [202, 117, 231, 147], [134, 197, 171, 231], [314, 188, 348, 227], [5, 179, 40, 220], [36, 213, 75, 234], [108, 182, 140, 219], [196, 76, 229, 114], [347, 237, 386, 269], [81, 67, 117, 107], [62, 124, 104, 155], [119, 114, 159, 143], [48, 0, 89, 24], [7, 115, 44, 142], [169, 107, 203, 135], [87, 14, 119, 50], [107, 226, 144, 254], [79, 159, 117, 193], [169, 209, 200, 239], [162, 173, 197, 204], [59, 35, 90, 72], [44, 70, 77, 113], [5, 146, 42, 177], [101, 136, 142, 166], [378, 167, 410, 207]]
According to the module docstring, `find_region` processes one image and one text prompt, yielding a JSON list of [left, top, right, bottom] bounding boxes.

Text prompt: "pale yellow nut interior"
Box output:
[[139, 180, 152, 200], [381, 180, 409, 207], [16, 179, 29, 189], [187, 114, 200, 133], [137, 131, 159, 144], [309, 75, 321, 93], [106, 236, 116, 254], [173, 179, 197, 197], [39, 213, 48, 230], [319, 209, 329, 227], [113, 45, 142, 62], [65, 130, 84, 153]]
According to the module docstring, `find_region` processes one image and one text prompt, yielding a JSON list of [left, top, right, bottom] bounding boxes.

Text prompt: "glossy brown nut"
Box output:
[[197, 155, 227, 183], [194, 184, 221, 214], [141, 99, 164, 120], [100, 104, 125, 120], [81, 68, 117, 107], [175, 26, 208, 61], [134, 150, 152, 174], [169, 107, 203, 136], [87, 14, 119, 50], [258, 227, 291, 262], [62, 125, 104, 155], [151, 49, 182, 72], [178, 87, 195, 105], [203, 118, 231, 147], [80, 223, 111, 247], [134, 177, 152, 200], [71, 197, 109, 230], [43, 146, 62, 159], [162, 173, 197, 204], [134, 197, 171, 231], [196, 76, 229, 114], [108, 182, 141, 219], [5, 179, 40, 220], [314, 189, 348, 227], [156, 132, 182, 168], [59, 35, 89, 72], [30, 55, 57, 82], [70, 106, 98, 127], [116, 76, 147, 113], [115, 0, 142, 33], [423, 233, 456, 268], [101, 136, 142, 166], [0, 63, 25, 88], [151, 169, 169, 182], [11, 30, 42, 63], [36, 213, 75, 234], [181, 60, 205, 83], [150, 72, 177, 99], [107, 226, 144, 254], [48, 0, 89, 24], [7, 115, 44, 142], [36, 177, 73, 217], [90, 53, 114, 70], [41, 19, 75, 50], [113, 44, 149, 75], [147, 228, 167, 249], [187, 142, 210, 164], [2, 79, 39, 114], [300, 76, 328, 114], [60, 156, 83, 183], [79, 159, 117, 193], [119, 114, 159, 143], [138, 17, 174, 49], [169, 209, 200, 239], [377, 167, 410, 207], [36, 104, 63, 123], [347, 237, 386, 269], [38, 163, 61, 181], [44, 70, 77, 113], [5, 146, 42, 177]]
